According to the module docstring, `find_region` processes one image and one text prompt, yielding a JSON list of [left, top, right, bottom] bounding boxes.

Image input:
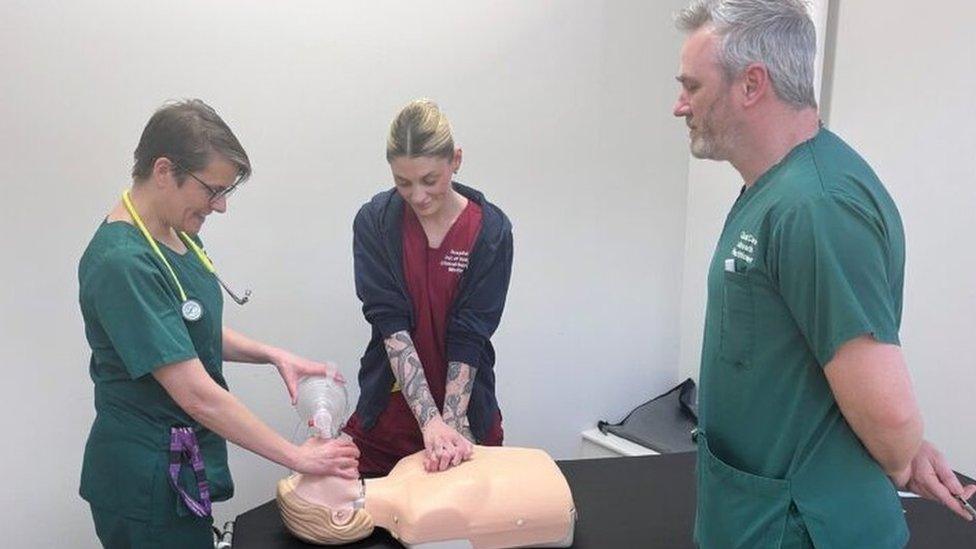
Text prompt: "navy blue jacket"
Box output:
[[352, 182, 513, 441]]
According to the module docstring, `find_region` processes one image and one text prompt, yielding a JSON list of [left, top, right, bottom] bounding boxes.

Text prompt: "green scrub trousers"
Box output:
[[90, 505, 213, 549]]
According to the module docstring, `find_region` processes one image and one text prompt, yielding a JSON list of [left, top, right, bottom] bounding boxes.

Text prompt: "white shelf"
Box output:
[[578, 427, 659, 458]]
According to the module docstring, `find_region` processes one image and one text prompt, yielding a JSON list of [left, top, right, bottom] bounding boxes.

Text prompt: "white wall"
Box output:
[[677, 0, 976, 477], [0, 1, 690, 546], [827, 0, 976, 476]]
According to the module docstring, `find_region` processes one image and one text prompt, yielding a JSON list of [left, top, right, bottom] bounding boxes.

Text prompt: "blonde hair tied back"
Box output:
[[386, 98, 455, 162]]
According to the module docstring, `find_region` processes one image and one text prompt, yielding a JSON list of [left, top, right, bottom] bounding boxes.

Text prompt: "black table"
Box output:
[[234, 453, 976, 548]]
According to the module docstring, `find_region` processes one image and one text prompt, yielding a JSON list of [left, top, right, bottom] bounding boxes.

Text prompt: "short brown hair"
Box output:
[[132, 99, 251, 183]]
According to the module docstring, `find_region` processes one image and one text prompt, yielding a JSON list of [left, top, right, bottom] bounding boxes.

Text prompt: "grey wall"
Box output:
[[678, 0, 976, 479], [0, 1, 690, 546]]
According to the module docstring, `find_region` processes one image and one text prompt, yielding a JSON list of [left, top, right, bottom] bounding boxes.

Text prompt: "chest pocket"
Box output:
[[720, 271, 754, 367]]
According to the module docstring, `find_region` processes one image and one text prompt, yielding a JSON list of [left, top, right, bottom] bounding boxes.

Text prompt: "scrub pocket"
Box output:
[[80, 410, 168, 522], [695, 433, 792, 548], [720, 271, 754, 367]]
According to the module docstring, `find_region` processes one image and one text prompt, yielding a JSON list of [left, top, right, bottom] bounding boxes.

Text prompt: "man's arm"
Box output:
[[441, 361, 476, 442], [824, 335, 924, 478], [384, 330, 473, 470]]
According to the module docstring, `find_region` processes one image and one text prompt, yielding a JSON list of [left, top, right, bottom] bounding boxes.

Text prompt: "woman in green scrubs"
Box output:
[[78, 99, 360, 548]]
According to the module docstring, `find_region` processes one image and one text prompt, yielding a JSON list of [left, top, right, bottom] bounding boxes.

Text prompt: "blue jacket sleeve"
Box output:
[[446, 226, 514, 369], [353, 205, 411, 338]]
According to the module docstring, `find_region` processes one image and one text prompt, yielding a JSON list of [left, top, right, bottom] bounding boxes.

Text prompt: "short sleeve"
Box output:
[[768, 196, 900, 366], [85, 248, 197, 379]]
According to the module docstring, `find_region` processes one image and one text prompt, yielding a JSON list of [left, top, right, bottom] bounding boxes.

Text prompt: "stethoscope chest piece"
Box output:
[[181, 299, 204, 322]]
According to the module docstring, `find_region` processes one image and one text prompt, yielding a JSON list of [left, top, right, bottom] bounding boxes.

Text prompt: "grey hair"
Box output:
[[675, 0, 817, 109]]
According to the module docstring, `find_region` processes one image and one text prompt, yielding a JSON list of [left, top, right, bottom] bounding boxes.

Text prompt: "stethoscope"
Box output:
[[122, 190, 251, 322]]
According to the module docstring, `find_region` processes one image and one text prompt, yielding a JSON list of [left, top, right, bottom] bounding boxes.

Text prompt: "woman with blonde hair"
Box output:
[[344, 99, 514, 476]]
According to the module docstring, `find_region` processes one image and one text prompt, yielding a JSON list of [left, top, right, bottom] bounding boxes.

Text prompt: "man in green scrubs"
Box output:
[[78, 100, 360, 548], [671, 1, 976, 547]]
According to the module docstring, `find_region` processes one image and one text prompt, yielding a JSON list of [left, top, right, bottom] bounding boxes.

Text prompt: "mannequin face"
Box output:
[[292, 473, 362, 524], [277, 474, 374, 544]]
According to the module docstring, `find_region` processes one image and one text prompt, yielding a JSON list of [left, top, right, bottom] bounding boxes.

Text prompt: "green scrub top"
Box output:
[[695, 128, 909, 548], [78, 221, 233, 523]]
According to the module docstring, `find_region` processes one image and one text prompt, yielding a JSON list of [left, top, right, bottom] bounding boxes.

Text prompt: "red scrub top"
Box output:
[[346, 199, 502, 476]]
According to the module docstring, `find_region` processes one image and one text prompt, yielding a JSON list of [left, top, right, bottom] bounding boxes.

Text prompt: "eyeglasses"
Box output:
[[171, 160, 243, 203]]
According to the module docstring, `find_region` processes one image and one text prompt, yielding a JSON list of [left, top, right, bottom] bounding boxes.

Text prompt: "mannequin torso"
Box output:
[[279, 446, 576, 549]]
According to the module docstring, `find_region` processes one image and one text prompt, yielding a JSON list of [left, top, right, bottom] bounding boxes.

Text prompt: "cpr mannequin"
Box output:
[[277, 444, 576, 548]]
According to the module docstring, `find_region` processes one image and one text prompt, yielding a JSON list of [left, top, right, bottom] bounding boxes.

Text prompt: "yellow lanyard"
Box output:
[[121, 190, 215, 303]]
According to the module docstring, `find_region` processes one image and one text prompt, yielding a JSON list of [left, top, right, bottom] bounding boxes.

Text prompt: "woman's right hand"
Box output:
[[291, 436, 360, 478], [421, 415, 474, 472]]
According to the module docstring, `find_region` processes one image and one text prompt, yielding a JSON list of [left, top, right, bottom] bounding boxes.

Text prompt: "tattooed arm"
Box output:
[[441, 361, 476, 442], [384, 331, 438, 427], [384, 330, 474, 471]]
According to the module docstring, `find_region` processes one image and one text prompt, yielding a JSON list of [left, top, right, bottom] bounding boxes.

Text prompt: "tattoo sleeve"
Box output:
[[442, 361, 475, 439], [384, 330, 440, 429]]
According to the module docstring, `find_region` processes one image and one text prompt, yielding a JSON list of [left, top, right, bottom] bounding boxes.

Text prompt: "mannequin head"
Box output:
[[277, 474, 374, 544]]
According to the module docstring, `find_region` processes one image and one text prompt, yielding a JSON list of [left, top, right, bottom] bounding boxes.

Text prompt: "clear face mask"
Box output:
[[295, 375, 349, 439]]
